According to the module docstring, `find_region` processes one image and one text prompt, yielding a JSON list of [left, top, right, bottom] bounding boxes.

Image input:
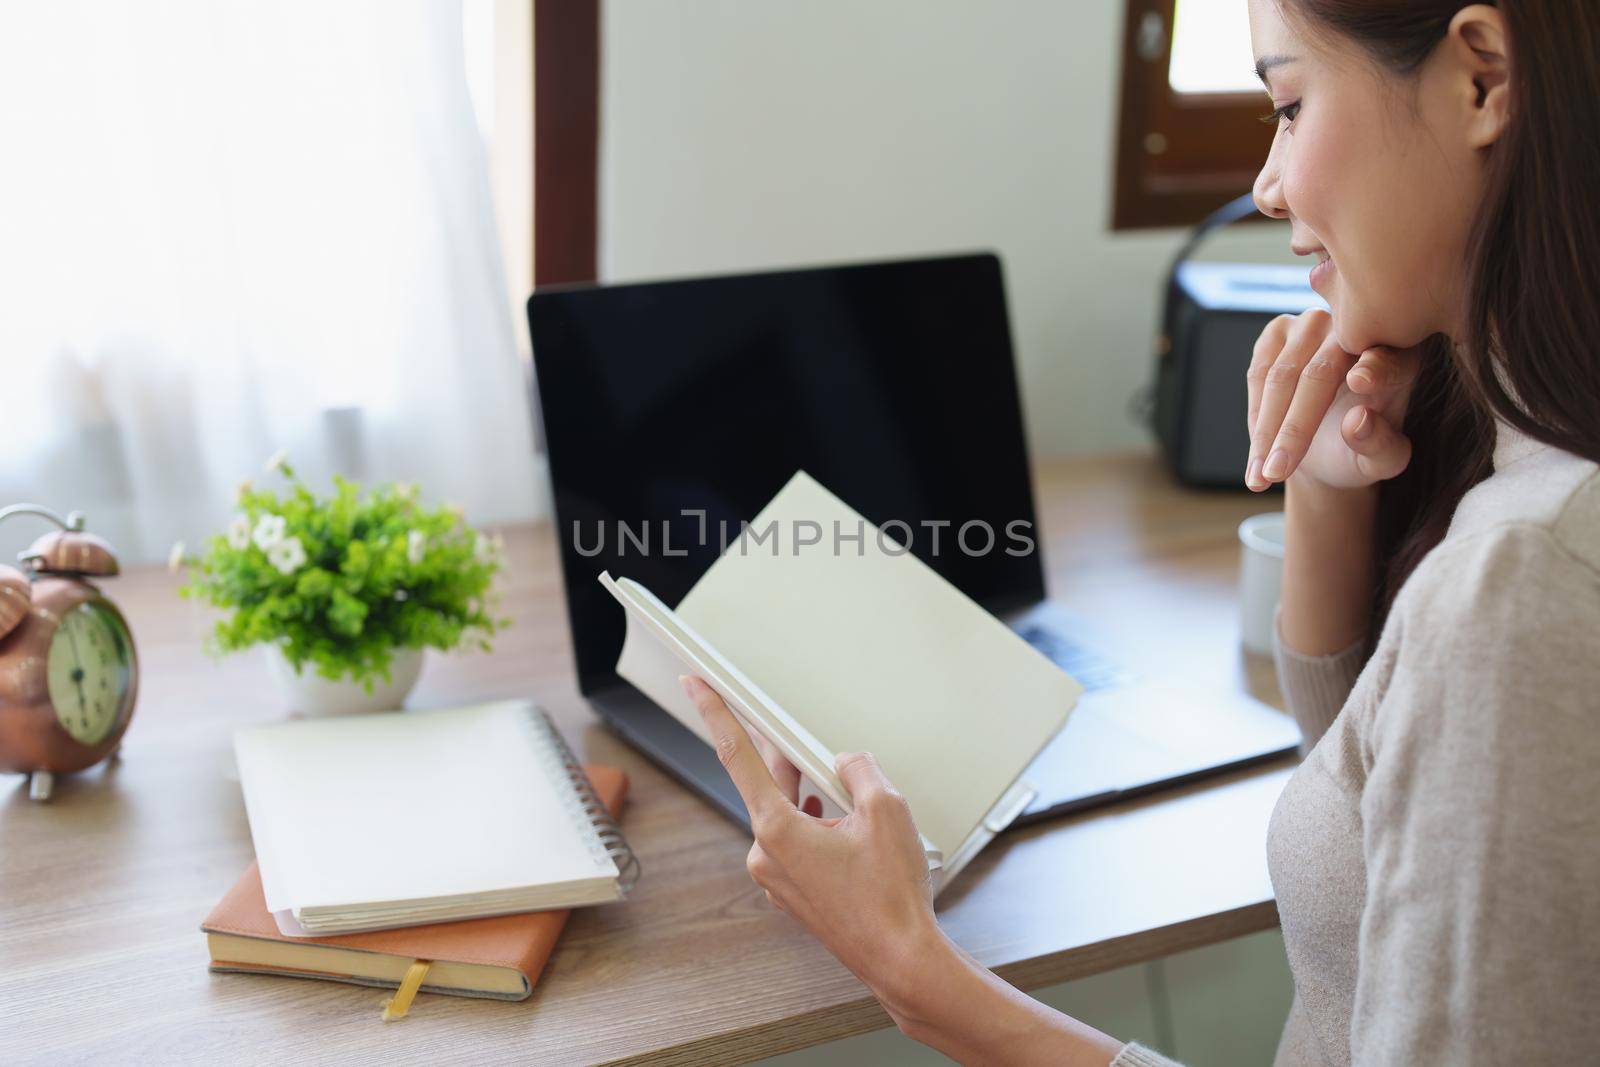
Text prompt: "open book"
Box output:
[[600, 471, 1082, 893]]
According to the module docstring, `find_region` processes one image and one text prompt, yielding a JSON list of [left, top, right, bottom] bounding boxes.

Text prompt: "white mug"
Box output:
[[1238, 512, 1286, 655]]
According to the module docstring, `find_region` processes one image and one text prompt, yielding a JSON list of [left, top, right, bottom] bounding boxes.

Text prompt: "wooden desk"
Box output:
[[1, 452, 1293, 1065]]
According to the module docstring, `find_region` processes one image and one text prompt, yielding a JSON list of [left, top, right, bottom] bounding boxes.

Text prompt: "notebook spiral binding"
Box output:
[[525, 705, 641, 897]]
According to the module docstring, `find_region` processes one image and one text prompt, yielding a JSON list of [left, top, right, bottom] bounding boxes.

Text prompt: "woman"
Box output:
[[681, 0, 1600, 1062]]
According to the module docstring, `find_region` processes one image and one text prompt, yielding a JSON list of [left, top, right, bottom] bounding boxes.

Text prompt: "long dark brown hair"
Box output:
[[1281, 0, 1600, 643]]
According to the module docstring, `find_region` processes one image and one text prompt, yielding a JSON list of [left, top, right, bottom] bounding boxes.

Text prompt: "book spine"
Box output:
[[525, 706, 642, 896]]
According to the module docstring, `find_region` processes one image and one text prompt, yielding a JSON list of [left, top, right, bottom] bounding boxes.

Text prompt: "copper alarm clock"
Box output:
[[0, 504, 138, 801]]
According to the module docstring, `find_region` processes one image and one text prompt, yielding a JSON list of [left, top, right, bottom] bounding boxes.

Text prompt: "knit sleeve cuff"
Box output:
[[1271, 604, 1366, 752], [1111, 1042, 1184, 1067]]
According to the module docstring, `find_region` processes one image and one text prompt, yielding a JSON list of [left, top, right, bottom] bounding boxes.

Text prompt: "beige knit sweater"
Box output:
[[1114, 419, 1600, 1067]]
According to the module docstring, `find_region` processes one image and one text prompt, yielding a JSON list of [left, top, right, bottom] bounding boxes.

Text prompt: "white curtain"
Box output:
[[0, 0, 541, 566]]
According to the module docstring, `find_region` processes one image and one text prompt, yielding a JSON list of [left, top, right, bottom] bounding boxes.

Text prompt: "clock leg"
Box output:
[[108, 745, 122, 763], [28, 771, 54, 802]]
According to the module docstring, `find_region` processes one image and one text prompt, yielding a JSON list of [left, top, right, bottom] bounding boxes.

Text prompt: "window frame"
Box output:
[[1112, 0, 1276, 230], [533, 0, 600, 286]]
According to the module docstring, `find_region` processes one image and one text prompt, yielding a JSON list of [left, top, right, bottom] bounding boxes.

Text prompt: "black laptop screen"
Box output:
[[527, 253, 1046, 693]]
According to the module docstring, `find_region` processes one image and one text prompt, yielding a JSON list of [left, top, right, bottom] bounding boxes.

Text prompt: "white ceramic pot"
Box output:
[[265, 646, 424, 716]]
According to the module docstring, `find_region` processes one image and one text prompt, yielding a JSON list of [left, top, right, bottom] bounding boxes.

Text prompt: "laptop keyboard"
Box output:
[[1014, 624, 1131, 692]]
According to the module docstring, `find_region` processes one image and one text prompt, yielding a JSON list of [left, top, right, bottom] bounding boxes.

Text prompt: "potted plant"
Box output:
[[175, 453, 508, 715]]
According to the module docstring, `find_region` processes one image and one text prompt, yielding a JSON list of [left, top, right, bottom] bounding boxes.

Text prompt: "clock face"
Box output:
[[46, 601, 135, 746]]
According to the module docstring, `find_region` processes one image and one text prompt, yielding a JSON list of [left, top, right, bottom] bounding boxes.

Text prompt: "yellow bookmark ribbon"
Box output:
[[380, 959, 433, 1022]]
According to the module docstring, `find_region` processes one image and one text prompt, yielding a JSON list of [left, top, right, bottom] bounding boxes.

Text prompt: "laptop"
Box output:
[[526, 253, 1299, 830]]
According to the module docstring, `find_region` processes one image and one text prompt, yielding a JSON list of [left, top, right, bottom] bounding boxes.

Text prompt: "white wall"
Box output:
[[600, 0, 1298, 458]]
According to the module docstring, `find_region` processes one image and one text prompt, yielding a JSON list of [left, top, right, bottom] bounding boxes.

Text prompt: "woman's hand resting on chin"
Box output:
[[1245, 307, 1421, 491], [679, 674, 940, 1000], [1248, 308, 1430, 657]]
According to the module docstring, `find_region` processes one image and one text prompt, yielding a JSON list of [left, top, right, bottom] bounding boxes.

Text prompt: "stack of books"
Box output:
[[202, 700, 637, 1018]]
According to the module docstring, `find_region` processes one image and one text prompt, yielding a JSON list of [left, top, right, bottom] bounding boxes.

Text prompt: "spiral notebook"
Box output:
[[233, 700, 639, 937]]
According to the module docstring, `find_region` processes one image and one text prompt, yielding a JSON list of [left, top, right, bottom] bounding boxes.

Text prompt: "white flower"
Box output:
[[227, 515, 251, 550], [268, 535, 306, 575], [407, 529, 427, 565], [475, 531, 505, 563], [252, 513, 287, 551], [263, 448, 289, 475], [167, 541, 186, 574], [236, 478, 253, 501], [394, 481, 418, 502]]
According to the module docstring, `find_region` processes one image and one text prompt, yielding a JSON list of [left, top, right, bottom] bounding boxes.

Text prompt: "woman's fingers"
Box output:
[[753, 730, 801, 805], [835, 751, 911, 820], [1259, 333, 1354, 484], [1346, 344, 1420, 401], [682, 675, 794, 833], [1246, 313, 1293, 439], [1341, 405, 1413, 482], [1245, 315, 1423, 490], [1246, 311, 1333, 489]]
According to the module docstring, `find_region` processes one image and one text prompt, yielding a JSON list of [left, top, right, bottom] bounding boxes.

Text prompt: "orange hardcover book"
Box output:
[[202, 764, 629, 1011]]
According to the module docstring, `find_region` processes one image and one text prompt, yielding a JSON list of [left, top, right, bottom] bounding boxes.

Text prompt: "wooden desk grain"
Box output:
[[1, 452, 1293, 1065]]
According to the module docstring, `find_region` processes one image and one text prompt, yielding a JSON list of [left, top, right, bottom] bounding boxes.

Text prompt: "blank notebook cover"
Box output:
[[233, 700, 638, 936], [602, 470, 1081, 893], [202, 765, 629, 1003]]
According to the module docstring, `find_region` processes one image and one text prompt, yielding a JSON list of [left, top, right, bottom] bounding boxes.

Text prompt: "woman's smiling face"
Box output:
[[1247, 0, 1502, 355]]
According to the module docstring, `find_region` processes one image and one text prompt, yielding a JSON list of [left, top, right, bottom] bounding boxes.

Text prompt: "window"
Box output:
[[0, 2, 542, 562], [1112, 0, 1274, 229]]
